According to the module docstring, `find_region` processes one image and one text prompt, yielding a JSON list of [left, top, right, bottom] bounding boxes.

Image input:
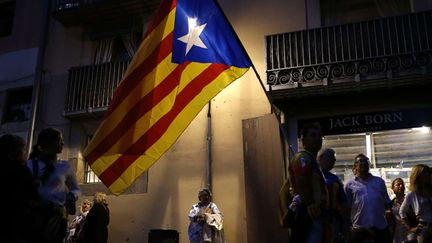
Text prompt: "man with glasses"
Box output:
[[344, 154, 392, 243]]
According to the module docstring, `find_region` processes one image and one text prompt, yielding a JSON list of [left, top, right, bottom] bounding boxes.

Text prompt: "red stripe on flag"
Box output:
[[106, 32, 174, 117], [86, 62, 190, 164], [144, 0, 177, 38], [99, 64, 230, 187]]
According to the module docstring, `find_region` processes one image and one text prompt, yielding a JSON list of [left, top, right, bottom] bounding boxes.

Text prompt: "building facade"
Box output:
[[1, 0, 431, 242], [267, 0, 432, 192]]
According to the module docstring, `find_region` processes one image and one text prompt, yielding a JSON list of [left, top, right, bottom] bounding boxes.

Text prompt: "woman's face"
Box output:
[[81, 201, 91, 212], [392, 180, 405, 195]]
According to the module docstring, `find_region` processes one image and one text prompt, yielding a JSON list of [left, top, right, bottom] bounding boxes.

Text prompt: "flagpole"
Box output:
[[250, 65, 289, 180], [214, 0, 290, 180]]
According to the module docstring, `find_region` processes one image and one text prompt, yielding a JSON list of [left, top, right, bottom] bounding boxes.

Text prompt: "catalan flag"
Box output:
[[83, 0, 251, 195]]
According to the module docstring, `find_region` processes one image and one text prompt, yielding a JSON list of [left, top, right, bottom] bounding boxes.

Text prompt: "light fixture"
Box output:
[[366, 133, 372, 160], [411, 126, 431, 134]]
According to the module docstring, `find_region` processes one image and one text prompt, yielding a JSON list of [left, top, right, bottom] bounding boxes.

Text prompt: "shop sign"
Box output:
[[298, 108, 432, 136]]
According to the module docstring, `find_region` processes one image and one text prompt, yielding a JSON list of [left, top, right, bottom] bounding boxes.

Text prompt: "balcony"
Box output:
[[266, 11, 432, 101], [52, 0, 160, 27], [64, 60, 130, 118]]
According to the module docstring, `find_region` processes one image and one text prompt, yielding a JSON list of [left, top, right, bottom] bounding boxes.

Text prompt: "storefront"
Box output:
[[297, 107, 432, 191]]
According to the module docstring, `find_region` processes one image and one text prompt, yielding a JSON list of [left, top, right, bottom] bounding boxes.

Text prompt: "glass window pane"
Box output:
[[374, 128, 432, 168]]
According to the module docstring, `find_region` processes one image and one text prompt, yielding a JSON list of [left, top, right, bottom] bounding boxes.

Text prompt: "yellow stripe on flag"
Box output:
[[88, 62, 213, 173], [84, 8, 176, 157], [83, 54, 177, 155], [84, 0, 253, 195]]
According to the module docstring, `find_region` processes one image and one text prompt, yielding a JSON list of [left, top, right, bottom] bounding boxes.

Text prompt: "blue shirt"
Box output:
[[345, 174, 391, 229], [27, 159, 81, 206]]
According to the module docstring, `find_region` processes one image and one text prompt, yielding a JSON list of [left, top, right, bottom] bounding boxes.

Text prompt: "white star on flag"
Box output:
[[178, 17, 208, 55]]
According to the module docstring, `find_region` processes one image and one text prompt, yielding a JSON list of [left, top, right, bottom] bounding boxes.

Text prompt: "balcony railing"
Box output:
[[266, 11, 432, 88], [64, 60, 130, 118]]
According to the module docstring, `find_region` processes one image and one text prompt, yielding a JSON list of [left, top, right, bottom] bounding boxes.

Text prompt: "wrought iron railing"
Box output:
[[64, 60, 130, 116], [266, 11, 432, 87]]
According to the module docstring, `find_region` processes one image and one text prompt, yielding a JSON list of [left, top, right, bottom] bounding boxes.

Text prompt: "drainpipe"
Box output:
[[206, 101, 212, 192], [305, 0, 309, 29], [26, 0, 51, 157]]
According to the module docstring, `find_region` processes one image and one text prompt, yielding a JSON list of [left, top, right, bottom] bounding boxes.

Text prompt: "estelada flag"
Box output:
[[84, 0, 252, 195]]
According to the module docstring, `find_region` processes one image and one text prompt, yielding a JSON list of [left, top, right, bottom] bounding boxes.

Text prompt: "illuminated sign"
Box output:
[[298, 108, 432, 136]]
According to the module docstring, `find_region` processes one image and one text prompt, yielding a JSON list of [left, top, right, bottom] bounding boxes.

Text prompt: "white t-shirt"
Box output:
[[400, 191, 432, 223]]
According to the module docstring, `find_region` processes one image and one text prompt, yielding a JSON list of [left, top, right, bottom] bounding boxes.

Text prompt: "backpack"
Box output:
[[278, 151, 316, 228], [278, 178, 296, 228]]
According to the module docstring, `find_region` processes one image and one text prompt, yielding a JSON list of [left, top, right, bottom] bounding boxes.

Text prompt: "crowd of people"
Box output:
[[1, 128, 110, 243], [3, 124, 431, 243], [283, 122, 432, 243]]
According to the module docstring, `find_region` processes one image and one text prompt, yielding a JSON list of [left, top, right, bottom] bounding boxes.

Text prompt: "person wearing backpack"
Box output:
[[288, 122, 328, 243], [27, 128, 81, 243]]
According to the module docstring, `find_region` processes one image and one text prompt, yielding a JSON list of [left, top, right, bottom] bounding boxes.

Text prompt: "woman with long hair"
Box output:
[[400, 164, 432, 243], [27, 128, 81, 243]]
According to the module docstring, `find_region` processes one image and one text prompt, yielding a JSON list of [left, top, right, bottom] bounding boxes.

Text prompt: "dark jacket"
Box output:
[[3, 162, 39, 241], [81, 202, 110, 243]]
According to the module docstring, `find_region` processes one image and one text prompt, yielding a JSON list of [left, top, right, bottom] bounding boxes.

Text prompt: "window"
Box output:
[[318, 127, 432, 187], [2, 87, 32, 123], [84, 135, 101, 184], [84, 163, 101, 183], [93, 32, 141, 64], [80, 135, 148, 195], [374, 128, 432, 168], [0, 1, 16, 37]]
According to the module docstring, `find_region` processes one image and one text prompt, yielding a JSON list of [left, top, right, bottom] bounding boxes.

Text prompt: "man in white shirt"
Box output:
[[344, 153, 392, 243]]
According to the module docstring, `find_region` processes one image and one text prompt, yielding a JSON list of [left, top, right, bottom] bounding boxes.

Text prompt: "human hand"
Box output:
[[307, 203, 321, 218], [195, 214, 206, 222], [409, 226, 419, 233]]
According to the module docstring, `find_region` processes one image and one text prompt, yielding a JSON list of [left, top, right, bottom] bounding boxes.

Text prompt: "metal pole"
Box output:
[[206, 101, 212, 192], [26, 0, 51, 157], [304, 0, 309, 29]]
